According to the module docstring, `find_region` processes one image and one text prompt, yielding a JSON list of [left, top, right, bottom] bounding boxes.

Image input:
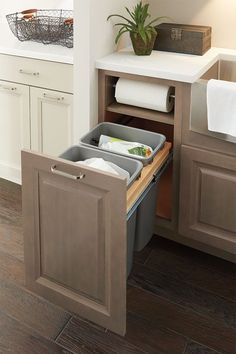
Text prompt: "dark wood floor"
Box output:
[[0, 178, 235, 354]]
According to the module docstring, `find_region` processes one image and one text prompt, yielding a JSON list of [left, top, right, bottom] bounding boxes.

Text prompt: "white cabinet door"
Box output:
[[0, 80, 30, 184], [30, 87, 73, 156]]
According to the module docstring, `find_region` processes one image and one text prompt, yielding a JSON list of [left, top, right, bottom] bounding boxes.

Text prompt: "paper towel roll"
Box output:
[[115, 78, 174, 113]]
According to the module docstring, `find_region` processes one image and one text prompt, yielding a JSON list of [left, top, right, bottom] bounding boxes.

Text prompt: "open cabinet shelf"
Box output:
[[99, 69, 184, 237], [107, 102, 174, 125]]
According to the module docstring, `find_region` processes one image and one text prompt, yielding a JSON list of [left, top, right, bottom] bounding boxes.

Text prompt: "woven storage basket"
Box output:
[[6, 9, 73, 48]]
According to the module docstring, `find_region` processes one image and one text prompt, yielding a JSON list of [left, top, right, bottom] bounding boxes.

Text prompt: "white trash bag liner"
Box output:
[[76, 158, 130, 180]]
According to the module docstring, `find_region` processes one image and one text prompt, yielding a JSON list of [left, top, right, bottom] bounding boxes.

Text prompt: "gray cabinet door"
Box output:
[[22, 150, 127, 335], [179, 145, 236, 255]]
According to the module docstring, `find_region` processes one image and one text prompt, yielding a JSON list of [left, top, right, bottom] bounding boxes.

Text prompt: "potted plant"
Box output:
[[107, 1, 166, 56]]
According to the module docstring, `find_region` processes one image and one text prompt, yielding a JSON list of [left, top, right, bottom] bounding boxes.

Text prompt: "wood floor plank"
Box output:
[[127, 287, 236, 354], [184, 342, 223, 354], [0, 179, 23, 260], [125, 312, 187, 354], [0, 309, 73, 354], [0, 223, 24, 261], [0, 179, 22, 227], [129, 263, 236, 328], [133, 247, 152, 265], [0, 278, 71, 340], [1, 178, 235, 354], [0, 179, 21, 205], [145, 237, 236, 302], [57, 311, 187, 354], [56, 316, 146, 354], [0, 250, 25, 286]]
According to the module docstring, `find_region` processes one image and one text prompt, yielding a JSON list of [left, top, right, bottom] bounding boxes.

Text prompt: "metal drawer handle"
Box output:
[[51, 165, 85, 180], [43, 93, 64, 101], [19, 69, 40, 76], [0, 84, 17, 91]]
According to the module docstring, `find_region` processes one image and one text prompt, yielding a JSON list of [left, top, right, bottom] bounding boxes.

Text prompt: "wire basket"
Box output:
[[6, 9, 73, 48]]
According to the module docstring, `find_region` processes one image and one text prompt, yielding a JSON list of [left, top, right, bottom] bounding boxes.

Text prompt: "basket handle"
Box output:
[[21, 9, 37, 15]]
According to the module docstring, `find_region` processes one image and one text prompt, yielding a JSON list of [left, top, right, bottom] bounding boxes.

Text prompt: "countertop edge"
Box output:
[[0, 46, 73, 65], [95, 48, 236, 83]]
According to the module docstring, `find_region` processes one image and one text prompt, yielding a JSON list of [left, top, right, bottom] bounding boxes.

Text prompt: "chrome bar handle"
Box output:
[[51, 165, 85, 180], [0, 84, 17, 91], [19, 69, 40, 76], [43, 93, 64, 102]]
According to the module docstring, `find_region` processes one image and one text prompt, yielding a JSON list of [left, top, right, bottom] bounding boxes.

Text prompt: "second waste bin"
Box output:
[[80, 122, 169, 260]]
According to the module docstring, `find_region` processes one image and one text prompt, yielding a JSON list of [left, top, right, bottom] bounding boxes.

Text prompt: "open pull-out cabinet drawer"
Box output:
[[22, 142, 171, 336]]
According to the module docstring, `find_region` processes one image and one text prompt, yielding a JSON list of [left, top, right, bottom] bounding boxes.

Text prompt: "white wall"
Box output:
[[148, 0, 236, 49], [0, 0, 73, 19], [73, 0, 137, 141]]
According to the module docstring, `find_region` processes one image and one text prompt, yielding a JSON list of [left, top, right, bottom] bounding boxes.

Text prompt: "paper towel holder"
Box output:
[[112, 84, 176, 99]]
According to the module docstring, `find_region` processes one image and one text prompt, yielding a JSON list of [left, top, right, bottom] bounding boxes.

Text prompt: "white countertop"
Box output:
[[96, 47, 236, 83], [0, 24, 73, 64]]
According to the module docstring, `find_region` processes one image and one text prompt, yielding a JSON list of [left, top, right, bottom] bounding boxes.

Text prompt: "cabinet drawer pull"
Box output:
[[43, 93, 64, 101], [51, 165, 85, 180], [19, 69, 40, 76], [0, 84, 17, 92]]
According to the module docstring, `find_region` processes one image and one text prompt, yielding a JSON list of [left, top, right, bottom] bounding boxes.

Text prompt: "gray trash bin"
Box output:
[[134, 156, 172, 251], [80, 122, 166, 166], [59, 145, 143, 277], [79, 123, 171, 262], [60, 141, 171, 275], [60, 145, 142, 187], [127, 208, 137, 276], [134, 178, 159, 252]]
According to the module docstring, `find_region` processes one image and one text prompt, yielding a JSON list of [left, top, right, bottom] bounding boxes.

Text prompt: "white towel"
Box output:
[[207, 79, 236, 137]]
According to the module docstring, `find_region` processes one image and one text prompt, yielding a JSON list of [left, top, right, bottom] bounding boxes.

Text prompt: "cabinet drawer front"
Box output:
[[179, 145, 236, 254], [22, 150, 127, 335], [0, 54, 73, 93]]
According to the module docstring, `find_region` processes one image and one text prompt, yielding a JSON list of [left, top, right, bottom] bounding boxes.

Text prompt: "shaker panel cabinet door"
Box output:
[[22, 150, 127, 335], [179, 145, 236, 254], [30, 87, 73, 156], [0, 80, 30, 183]]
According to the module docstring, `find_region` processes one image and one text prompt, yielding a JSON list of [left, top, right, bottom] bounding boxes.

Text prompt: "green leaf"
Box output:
[[147, 16, 171, 27], [139, 28, 147, 44], [146, 30, 152, 42], [113, 23, 133, 31], [115, 28, 129, 44], [108, 1, 169, 47], [125, 7, 135, 21], [107, 14, 136, 27]]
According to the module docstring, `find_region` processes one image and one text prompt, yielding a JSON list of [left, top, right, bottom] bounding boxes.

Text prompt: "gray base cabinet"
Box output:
[[179, 145, 236, 255], [22, 141, 171, 336], [22, 150, 127, 336]]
